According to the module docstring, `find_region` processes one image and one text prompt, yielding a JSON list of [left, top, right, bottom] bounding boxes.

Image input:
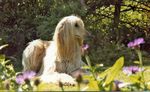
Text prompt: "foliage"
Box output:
[[85, 0, 150, 41], [1, 0, 150, 67], [0, 37, 146, 91], [103, 57, 124, 86], [88, 42, 137, 66], [84, 0, 150, 66], [0, 0, 150, 91], [0, 54, 17, 90], [0, 43, 150, 91]]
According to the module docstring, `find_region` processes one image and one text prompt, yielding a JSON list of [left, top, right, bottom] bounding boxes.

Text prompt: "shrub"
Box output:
[[88, 42, 138, 66]]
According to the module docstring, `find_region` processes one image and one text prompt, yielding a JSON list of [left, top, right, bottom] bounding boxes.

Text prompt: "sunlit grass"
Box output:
[[33, 66, 150, 91]]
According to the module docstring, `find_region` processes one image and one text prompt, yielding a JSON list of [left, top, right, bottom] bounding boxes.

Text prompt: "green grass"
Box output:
[[33, 66, 150, 91]]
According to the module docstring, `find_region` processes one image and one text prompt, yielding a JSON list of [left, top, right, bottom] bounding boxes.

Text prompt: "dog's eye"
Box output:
[[75, 23, 79, 28]]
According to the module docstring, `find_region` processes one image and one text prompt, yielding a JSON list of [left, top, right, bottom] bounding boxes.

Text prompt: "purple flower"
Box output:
[[82, 44, 89, 50], [16, 71, 36, 85], [16, 74, 25, 85], [127, 38, 145, 48], [114, 80, 123, 86], [114, 80, 123, 91], [114, 80, 131, 90], [23, 71, 36, 79], [123, 66, 143, 76], [134, 38, 145, 45]]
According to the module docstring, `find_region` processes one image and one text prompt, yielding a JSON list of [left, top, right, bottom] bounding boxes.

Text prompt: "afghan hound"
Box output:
[[22, 15, 87, 85]]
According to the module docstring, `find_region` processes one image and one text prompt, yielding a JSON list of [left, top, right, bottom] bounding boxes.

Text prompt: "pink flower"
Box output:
[[16, 71, 36, 85], [127, 38, 145, 48], [82, 44, 89, 51], [23, 71, 36, 79], [123, 66, 143, 76], [16, 74, 25, 85]]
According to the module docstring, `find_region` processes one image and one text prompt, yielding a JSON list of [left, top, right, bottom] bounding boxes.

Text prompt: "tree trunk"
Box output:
[[113, 0, 122, 43]]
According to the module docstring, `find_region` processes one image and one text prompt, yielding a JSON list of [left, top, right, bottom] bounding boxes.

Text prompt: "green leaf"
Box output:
[[99, 67, 112, 78], [128, 75, 140, 83], [81, 66, 90, 70], [83, 75, 99, 91], [0, 55, 5, 63], [103, 57, 124, 86], [134, 61, 140, 64], [88, 80, 99, 91], [85, 55, 92, 68]]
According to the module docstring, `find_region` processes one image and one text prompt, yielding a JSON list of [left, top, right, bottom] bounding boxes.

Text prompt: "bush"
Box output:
[[88, 42, 137, 66]]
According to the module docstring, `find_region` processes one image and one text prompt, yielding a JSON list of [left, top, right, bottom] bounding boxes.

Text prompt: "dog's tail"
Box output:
[[22, 39, 50, 73]]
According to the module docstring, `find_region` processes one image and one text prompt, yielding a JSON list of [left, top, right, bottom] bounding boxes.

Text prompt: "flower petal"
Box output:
[[23, 71, 36, 79], [127, 42, 135, 48], [16, 75, 25, 84], [134, 38, 145, 45]]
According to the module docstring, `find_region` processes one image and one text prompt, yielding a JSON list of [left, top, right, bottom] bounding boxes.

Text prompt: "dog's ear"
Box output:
[[57, 20, 72, 46], [55, 21, 70, 60], [57, 24, 65, 45]]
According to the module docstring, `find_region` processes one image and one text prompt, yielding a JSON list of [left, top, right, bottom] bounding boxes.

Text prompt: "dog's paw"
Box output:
[[59, 73, 77, 86]]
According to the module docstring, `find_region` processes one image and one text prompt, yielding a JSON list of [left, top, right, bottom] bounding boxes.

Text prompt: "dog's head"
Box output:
[[53, 15, 87, 61]]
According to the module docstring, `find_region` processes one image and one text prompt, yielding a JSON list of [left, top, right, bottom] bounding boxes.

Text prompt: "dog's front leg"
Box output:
[[40, 56, 76, 85], [40, 44, 76, 85], [40, 47, 58, 83]]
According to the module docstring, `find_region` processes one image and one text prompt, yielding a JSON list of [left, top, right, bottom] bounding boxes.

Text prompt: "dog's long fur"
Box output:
[[22, 39, 50, 73], [22, 15, 87, 84]]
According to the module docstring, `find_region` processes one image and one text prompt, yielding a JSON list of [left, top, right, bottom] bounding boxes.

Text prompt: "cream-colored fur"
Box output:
[[22, 39, 50, 73], [22, 15, 87, 85]]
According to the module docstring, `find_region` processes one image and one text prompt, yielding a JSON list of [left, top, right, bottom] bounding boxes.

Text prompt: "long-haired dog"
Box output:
[[22, 15, 87, 85]]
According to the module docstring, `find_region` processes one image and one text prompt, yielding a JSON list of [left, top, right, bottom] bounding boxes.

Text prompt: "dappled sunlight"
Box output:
[[0, 0, 150, 91]]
